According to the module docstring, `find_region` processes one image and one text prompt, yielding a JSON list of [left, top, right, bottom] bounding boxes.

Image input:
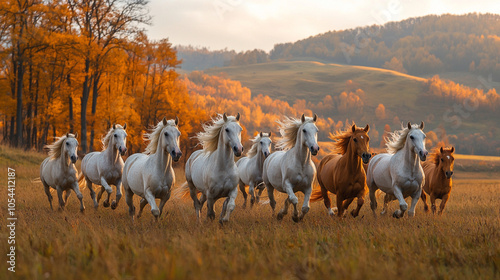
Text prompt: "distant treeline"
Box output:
[[177, 13, 500, 78]]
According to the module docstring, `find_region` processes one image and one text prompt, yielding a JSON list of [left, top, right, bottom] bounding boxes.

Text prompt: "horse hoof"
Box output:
[[277, 212, 284, 220], [103, 201, 110, 208], [292, 215, 300, 223], [111, 201, 117, 210], [350, 210, 357, 217], [151, 209, 160, 217], [393, 211, 401, 219]]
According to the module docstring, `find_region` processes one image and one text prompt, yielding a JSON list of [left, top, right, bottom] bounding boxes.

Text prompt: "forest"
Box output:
[[1, 2, 499, 159]]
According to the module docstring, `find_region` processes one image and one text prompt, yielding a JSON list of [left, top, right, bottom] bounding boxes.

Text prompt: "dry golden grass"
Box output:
[[1, 146, 499, 280]]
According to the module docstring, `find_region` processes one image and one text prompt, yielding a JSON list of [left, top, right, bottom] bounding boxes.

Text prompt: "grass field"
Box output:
[[1, 146, 499, 280]]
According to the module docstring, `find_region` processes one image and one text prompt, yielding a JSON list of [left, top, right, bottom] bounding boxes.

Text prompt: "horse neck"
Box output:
[[254, 146, 265, 172], [103, 138, 120, 163], [340, 141, 362, 173], [58, 150, 71, 171], [215, 131, 234, 169], [291, 132, 311, 165], [403, 138, 419, 170], [152, 139, 172, 173]]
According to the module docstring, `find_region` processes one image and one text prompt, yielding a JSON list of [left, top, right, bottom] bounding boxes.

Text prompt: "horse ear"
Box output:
[[162, 117, 167, 126], [352, 124, 356, 133], [236, 112, 240, 121], [113, 123, 116, 129], [407, 122, 412, 130], [440, 147, 444, 154], [269, 131, 272, 137], [175, 116, 179, 126], [420, 121, 424, 130], [123, 123, 127, 130], [260, 132, 263, 137], [301, 114, 306, 123], [313, 114, 318, 122], [66, 133, 70, 138], [450, 146, 455, 153], [223, 113, 228, 122], [364, 124, 370, 132]]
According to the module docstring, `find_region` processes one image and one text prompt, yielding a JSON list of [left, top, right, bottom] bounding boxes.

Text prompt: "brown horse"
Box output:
[[311, 124, 371, 217], [420, 146, 455, 214]]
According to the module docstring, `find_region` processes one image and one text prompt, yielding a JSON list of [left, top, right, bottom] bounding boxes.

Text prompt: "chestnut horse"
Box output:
[[420, 147, 455, 214], [311, 124, 371, 217]]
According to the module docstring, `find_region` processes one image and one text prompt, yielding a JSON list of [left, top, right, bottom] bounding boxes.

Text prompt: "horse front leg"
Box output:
[[71, 181, 85, 212], [298, 186, 312, 221], [221, 186, 238, 224], [438, 193, 450, 215], [283, 180, 300, 222], [158, 187, 172, 217], [249, 181, 256, 207], [421, 190, 429, 212], [111, 180, 122, 210], [100, 177, 113, 208], [206, 195, 216, 221], [381, 194, 393, 215], [137, 198, 148, 219], [144, 189, 159, 220], [392, 185, 408, 218], [64, 190, 71, 204], [430, 193, 437, 214], [369, 186, 378, 217], [277, 198, 290, 220], [408, 188, 422, 217], [256, 184, 264, 203]]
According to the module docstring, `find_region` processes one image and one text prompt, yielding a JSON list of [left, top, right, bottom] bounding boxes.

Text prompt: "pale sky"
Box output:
[[146, 0, 500, 52]]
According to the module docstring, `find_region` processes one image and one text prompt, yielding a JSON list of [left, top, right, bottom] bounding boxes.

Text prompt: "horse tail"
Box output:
[[310, 176, 324, 202], [173, 182, 193, 200]]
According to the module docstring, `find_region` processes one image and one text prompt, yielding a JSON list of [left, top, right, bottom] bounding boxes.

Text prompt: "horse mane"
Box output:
[[144, 119, 177, 155], [101, 124, 125, 150], [46, 134, 76, 160], [246, 133, 271, 158], [385, 123, 421, 154], [197, 114, 238, 153], [276, 116, 314, 151], [329, 126, 355, 155]]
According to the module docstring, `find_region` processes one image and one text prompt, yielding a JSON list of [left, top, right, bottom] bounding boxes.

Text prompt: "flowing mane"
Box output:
[[197, 114, 238, 153], [329, 127, 356, 155], [101, 124, 125, 150], [246, 133, 271, 158], [385, 124, 421, 154], [46, 134, 76, 160], [144, 119, 177, 155], [276, 116, 314, 151]]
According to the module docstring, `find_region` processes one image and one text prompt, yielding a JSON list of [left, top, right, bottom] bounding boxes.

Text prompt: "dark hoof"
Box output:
[[111, 201, 117, 210], [292, 215, 300, 223], [393, 212, 400, 219], [103, 201, 110, 208], [277, 212, 284, 220]]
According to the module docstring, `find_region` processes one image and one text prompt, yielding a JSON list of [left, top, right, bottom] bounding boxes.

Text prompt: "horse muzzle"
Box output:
[[233, 146, 243, 157], [171, 150, 182, 162], [310, 145, 320, 156], [70, 155, 77, 163], [263, 151, 270, 158], [361, 152, 371, 164], [418, 150, 428, 161], [119, 146, 127, 156], [445, 171, 454, 179]]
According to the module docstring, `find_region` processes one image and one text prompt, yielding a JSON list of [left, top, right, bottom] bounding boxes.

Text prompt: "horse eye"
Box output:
[[353, 138, 358, 142], [302, 129, 306, 133], [260, 141, 263, 144], [66, 142, 69, 146], [225, 128, 229, 132], [441, 158, 444, 162], [410, 135, 414, 140], [164, 132, 168, 137], [114, 134, 117, 137]]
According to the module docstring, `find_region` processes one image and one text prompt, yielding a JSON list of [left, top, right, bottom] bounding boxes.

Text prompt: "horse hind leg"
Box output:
[[320, 183, 335, 216], [188, 182, 202, 220], [42, 181, 53, 210], [71, 182, 85, 212], [221, 187, 238, 224], [55, 186, 65, 211], [350, 196, 364, 218], [64, 190, 71, 204], [368, 184, 378, 217], [266, 183, 276, 212], [249, 182, 257, 208], [100, 177, 113, 208], [111, 180, 123, 210], [239, 181, 247, 209], [158, 188, 172, 217], [86, 179, 99, 209], [421, 191, 430, 212], [381, 194, 393, 215], [256, 184, 264, 203], [137, 198, 148, 219], [124, 185, 136, 219]]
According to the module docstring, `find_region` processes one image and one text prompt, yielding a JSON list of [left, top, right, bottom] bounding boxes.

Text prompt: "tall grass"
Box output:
[[1, 146, 499, 280]]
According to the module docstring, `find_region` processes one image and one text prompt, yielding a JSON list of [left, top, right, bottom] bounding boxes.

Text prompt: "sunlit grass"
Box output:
[[1, 146, 499, 279]]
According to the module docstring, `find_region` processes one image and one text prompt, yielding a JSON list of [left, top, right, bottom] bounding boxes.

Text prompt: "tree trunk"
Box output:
[[80, 58, 91, 153], [69, 96, 74, 133], [16, 59, 24, 147], [89, 71, 100, 152]]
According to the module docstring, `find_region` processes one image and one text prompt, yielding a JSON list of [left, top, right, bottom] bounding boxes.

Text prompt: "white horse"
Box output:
[[366, 122, 428, 218], [40, 133, 84, 212], [263, 114, 320, 222], [237, 132, 272, 208], [122, 117, 182, 220], [184, 113, 243, 224], [80, 124, 127, 209]]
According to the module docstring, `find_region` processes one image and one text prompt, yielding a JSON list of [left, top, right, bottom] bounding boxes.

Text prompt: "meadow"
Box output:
[[1, 146, 499, 280]]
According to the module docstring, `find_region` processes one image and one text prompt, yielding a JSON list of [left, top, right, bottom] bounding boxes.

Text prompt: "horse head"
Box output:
[[407, 121, 428, 161], [64, 133, 79, 164], [161, 117, 182, 162], [112, 123, 128, 156], [351, 124, 371, 164], [259, 131, 272, 158], [301, 114, 320, 156], [223, 113, 244, 157], [439, 146, 455, 179]]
